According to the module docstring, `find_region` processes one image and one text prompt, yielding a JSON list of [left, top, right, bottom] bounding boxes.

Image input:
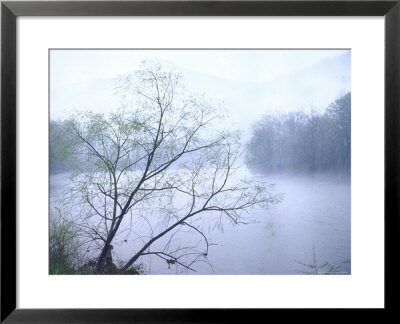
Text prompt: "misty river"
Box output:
[[50, 172, 351, 275]]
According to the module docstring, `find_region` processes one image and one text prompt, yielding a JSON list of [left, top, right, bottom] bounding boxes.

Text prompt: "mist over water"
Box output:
[[49, 50, 351, 275], [50, 171, 350, 275]]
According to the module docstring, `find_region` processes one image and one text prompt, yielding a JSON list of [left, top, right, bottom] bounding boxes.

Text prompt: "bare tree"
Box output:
[[57, 61, 281, 274]]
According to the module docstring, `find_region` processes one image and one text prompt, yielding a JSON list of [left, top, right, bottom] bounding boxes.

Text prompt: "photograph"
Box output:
[[49, 49, 351, 275]]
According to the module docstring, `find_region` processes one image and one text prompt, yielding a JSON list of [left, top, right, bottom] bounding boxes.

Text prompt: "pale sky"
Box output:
[[50, 49, 351, 138]]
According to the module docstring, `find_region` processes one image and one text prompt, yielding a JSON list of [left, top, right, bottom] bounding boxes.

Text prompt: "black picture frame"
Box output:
[[1, 0, 399, 322]]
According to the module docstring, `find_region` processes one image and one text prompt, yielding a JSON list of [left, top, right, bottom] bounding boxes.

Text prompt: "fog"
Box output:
[[50, 50, 350, 140], [49, 50, 351, 275]]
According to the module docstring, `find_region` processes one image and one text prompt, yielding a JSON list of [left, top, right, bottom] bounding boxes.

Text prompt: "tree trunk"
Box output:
[[96, 243, 113, 274]]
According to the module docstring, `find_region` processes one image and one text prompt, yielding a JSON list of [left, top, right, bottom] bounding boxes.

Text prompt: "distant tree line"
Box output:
[[51, 93, 351, 176], [246, 92, 350, 175], [50, 120, 72, 174]]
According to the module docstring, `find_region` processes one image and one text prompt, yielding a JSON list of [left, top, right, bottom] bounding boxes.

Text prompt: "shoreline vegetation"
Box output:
[[50, 208, 143, 275]]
